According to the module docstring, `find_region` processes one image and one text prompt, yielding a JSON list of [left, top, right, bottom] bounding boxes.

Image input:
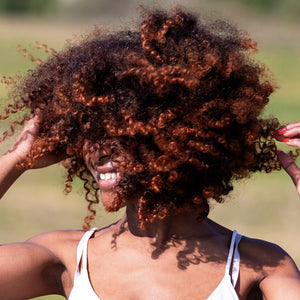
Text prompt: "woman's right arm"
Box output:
[[0, 115, 70, 299], [0, 238, 67, 299]]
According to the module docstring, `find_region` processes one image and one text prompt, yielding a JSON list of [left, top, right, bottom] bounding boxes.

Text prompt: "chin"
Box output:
[[100, 190, 123, 212]]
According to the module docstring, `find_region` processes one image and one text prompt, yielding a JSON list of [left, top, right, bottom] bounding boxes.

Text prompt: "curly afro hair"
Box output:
[[1, 8, 286, 229]]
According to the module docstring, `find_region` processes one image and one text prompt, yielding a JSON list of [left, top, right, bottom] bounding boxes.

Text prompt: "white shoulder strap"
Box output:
[[74, 228, 98, 281], [225, 230, 242, 287]]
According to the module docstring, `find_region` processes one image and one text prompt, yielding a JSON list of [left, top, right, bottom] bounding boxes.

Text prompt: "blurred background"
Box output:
[[0, 0, 300, 299]]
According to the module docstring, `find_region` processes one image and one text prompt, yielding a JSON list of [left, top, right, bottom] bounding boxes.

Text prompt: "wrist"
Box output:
[[0, 149, 27, 199]]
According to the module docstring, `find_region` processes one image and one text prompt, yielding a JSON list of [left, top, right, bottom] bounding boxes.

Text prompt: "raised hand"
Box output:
[[10, 113, 41, 163], [0, 112, 66, 198], [274, 123, 300, 195]]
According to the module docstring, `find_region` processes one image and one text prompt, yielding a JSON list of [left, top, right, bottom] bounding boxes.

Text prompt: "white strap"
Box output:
[[74, 228, 98, 281], [225, 230, 237, 275], [224, 230, 242, 287], [231, 233, 242, 287]]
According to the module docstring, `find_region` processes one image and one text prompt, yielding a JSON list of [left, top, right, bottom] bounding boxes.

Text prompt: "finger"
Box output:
[[11, 114, 41, 155], [275, 137, 300, 148], [273, 124, 300, 147], [276, 122, 300, 133], [276, 151, 300, 186], [273, 124, 300, 138], [20, 114, 40, 135], [280, 128, 300, 138], [285, 122, 300, 130]]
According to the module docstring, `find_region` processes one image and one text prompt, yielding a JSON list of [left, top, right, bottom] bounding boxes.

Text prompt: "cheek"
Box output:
[[86, 166, 98, 187], [89, 168, 98, 183]]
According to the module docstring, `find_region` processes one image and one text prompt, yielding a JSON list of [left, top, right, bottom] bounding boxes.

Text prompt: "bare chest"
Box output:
[[82, 247, 255, 300], [62, 231, 263, 300]]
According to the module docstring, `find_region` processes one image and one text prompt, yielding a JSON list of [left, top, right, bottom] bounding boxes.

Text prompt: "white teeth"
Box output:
[[99, 172, 119, 181]]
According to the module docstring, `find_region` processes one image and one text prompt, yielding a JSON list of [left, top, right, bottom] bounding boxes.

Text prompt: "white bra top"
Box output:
[[68, 228, 242, 300]]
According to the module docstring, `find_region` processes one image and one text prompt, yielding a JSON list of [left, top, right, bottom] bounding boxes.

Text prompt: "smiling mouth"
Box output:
[[99, 172, 121, 180], [89, 157, 121, 189], [95, 170, 121, 191]]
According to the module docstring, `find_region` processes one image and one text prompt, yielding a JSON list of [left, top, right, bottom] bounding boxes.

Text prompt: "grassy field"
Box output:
[[0, 7, 300, 300]]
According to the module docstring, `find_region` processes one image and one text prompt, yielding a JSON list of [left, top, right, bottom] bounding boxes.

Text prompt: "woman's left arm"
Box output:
[[258, 123, 300, 298]]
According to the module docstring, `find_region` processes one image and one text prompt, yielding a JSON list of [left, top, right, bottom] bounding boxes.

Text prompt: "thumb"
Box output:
[[277, 150, 300, 190]]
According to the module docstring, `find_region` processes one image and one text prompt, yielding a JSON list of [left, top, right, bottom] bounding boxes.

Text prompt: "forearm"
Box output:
[[0, 150, 25, 199]]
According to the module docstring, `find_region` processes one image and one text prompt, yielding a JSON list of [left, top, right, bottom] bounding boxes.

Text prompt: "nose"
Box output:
[[98, 155, 111, 165]]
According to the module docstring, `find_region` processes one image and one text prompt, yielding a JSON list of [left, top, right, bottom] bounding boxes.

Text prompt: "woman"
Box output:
[[0, 8, 300, 299]]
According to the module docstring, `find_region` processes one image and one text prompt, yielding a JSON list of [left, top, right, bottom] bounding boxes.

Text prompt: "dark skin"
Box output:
[[0, 116, 300, 300]]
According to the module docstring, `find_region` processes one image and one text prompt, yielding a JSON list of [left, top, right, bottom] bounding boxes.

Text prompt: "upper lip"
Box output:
[[95, 162, 117, 174]]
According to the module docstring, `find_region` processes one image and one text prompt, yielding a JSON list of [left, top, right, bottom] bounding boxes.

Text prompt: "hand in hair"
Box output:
[[12, 112, 65, 169], [0, 112, 66, 199], [274, 123, 300, 195]]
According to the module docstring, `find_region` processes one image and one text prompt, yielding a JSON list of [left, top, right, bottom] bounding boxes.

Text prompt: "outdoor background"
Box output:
[[0, 0, 300, 299]]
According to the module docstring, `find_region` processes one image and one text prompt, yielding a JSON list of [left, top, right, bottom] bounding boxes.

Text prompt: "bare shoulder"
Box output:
[[239, 235, 299, 273], [239, 234, 300, 299], [25, 229, 93, 294], [25, 229, 88, 259], [25, 230, 87, 272], [25, 225, 114, 256]]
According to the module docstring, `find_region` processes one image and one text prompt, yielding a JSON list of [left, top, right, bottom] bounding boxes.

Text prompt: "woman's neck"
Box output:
[[121, 204, 213, 247]]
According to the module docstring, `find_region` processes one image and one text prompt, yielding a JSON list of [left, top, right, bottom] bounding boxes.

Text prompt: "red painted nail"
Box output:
[[273, 130, 289, 137], [281, 138, 292, 143], [273, 126, 287, 135]]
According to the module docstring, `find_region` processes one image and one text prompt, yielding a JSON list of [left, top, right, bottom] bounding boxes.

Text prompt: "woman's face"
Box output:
[[83, 141, 121, 209]]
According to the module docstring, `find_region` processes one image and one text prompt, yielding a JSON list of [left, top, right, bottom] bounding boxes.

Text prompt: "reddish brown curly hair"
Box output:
[[1, 8, 285, 229]]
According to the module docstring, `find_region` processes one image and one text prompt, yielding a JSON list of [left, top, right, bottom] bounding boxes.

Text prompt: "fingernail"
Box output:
[[276, 150, 283, 155], [272, 133, 288, 139], [272, 130, 289, 138], [281, 138, 292, 143], [273, 126, 287, 135]]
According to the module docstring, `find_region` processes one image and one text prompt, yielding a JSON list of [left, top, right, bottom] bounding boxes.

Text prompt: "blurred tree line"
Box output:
[[230, 0, 300, 14], [236, 0, 278, 11], [0, 0, 57, 15], [0, 0, 299, 19]]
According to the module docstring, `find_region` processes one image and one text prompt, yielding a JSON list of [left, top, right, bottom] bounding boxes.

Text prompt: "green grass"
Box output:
[[1, 12, 300, 300]]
